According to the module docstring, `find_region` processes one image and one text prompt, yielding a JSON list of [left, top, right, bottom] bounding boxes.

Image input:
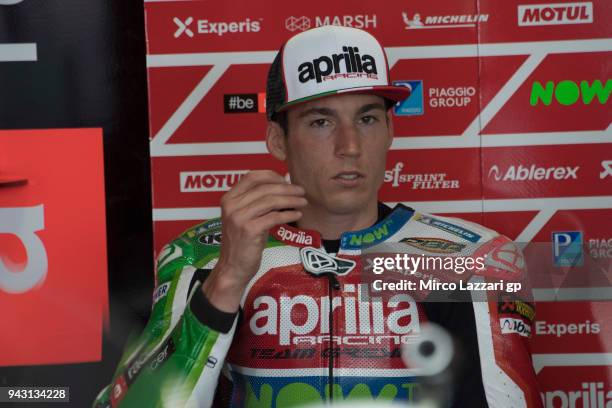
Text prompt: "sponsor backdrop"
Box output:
[[144, 0, 612, 404]]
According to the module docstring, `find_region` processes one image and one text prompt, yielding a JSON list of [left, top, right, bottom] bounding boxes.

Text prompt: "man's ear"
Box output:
[[266, 121, 287, 161], [385, 109, 395, 149]]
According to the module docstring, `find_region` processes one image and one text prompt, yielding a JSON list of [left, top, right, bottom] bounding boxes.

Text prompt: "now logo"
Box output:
[[530, 79, 611, 106]]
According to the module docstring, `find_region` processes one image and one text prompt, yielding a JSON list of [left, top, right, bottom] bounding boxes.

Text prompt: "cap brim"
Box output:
[[0, 174, 28, 188], [277, 85, 411, 113]]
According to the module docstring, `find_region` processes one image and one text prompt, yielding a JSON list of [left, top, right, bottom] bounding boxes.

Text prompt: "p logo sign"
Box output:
[[552, 231, 584, 267]]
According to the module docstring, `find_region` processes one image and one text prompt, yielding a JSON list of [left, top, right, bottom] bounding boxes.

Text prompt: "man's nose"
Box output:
[[334, 122, 362, 158]]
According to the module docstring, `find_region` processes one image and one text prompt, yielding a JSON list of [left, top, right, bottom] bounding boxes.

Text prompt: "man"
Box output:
[[95, 26, 541, 407]]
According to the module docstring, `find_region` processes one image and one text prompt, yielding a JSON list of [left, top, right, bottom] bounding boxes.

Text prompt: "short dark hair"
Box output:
[[270, 111, 289, 135]]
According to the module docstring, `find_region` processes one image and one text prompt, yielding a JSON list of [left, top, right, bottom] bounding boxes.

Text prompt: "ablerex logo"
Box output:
[[173, 16, 262, 38], [530, 79, 611, 106], [518, 2, 593, 26], [285, 15, 377, 32], [402, 11, 488, 29], [298, 45, 378, 84], [488, 164, 579, 181], [180, 170, 248, 192], [385, 162, 460, 190]]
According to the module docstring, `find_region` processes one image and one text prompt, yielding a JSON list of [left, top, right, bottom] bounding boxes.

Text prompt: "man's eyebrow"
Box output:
[[297, 107, 337, 119], [356, 102, 386, 115]]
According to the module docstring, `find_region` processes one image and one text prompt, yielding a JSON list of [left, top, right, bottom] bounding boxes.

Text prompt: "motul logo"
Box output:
[[518, 2, 593, 26], [487, 165, 579, 181], [180, 170, 248, 192], [249, 284, 419, 345], [298, 46, 378, 84]]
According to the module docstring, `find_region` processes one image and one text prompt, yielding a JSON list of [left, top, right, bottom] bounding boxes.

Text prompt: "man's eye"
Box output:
[[310, 118, 330, 128], [360, 115, 379, 124]]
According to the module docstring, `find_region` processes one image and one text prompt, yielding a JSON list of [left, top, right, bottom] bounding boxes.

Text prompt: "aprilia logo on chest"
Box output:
[[298, 46, 378, 84]]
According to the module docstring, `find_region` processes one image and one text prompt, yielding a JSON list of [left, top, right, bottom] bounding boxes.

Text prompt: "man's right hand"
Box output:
[[201, 170, 307, 313]]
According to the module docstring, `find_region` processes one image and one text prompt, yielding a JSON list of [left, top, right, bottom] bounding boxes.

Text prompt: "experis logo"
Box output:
[[488, 165, 579, 181], [298, 46, 378, 84], [0, 205, 48, 293], [173, 16, 262, 38]]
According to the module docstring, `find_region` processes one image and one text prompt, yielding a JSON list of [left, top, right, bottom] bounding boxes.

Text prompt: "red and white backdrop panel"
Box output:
[[144, 0, 612, 404], [0, 129, 108, 366]]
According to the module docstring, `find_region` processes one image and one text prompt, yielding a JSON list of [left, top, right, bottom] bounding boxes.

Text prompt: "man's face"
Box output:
[[269, 93, 393, 215]]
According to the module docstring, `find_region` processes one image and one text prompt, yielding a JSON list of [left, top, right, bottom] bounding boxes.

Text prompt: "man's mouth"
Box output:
[[333, 171, 364, 185]]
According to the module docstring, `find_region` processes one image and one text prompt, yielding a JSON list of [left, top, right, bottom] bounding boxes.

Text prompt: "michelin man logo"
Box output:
[[0, 205, 48, 293]]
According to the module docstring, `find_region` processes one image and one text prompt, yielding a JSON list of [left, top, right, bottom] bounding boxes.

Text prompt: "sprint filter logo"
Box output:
[[298, 46, 377, 84], [173, 16, 261, 38], [530, 80, 611, 106], [518, 2, 593, 26], [180, 170, 248, 192]]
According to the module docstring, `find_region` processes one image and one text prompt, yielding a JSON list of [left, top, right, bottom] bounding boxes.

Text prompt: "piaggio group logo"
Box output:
[[552, 231, 584, 267], [402, 11, 488, 29], [285, 15, 377, 32], [173, 16, 262, 38], [518, 2, 593, 26], [393, 80, 423, 116], [530, 79, 611, 106], [487, 164, 579, 181]]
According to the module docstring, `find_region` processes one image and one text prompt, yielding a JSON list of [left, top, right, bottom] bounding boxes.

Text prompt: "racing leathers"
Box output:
[[94, 203, 542, 407]]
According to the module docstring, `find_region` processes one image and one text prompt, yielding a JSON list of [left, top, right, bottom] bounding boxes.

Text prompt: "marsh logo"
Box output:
[[402, 11, 488, 29], [518, 2, 593, 26], [0, 205, 48, 293], [530, 80, 611, 106], [285, 15, 377, 32]]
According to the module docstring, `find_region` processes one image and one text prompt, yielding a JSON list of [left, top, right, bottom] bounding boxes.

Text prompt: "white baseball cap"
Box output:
[[266, 26, 410, 119]]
